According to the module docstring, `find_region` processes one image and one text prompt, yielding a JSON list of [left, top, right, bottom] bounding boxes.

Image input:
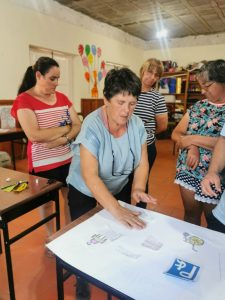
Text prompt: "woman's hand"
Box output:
[[132, 189, 157, 205], [186, 145, 200, 170], [111, 205, 147, 229], [177, 135, 193, 149], [201, 172, 221, 197], [42, 137, 66, 149]]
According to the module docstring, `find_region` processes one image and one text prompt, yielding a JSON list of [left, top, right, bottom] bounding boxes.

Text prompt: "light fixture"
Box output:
[[156, 29, 168, 39]]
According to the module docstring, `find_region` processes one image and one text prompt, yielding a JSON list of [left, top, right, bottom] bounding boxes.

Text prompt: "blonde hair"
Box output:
[[139, 58, 164, 81]]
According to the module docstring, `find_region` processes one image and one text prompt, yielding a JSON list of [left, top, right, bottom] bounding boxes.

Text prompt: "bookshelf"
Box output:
[[187, 71, 204, 108], [159, 71, 190, 126]]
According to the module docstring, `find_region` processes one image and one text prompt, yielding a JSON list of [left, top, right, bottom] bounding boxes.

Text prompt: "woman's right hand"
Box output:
[[186, 145, 200, 170], [201, 172, 221, 197], [111, 205, 146, 229]]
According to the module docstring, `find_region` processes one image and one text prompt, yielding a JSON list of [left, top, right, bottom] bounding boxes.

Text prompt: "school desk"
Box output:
[[0, 167, 62, 300], [48, 202, 225, 300], [0, 128, 26, 169]]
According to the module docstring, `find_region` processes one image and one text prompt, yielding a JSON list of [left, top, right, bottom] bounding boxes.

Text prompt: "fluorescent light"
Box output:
[[156, 29, 168, 39]]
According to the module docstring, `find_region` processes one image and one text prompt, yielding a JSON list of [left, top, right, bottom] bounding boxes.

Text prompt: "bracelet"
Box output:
[[64, 135, 72, 145]]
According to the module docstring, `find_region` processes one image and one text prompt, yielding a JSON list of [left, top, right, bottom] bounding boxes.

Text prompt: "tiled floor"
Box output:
[[0, 139, 199, 300]]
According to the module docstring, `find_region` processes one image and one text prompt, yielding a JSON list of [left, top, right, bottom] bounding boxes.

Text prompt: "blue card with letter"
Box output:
[[165, 258, 200, 281]]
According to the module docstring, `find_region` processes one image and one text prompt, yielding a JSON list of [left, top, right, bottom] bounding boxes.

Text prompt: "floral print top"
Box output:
[[176, 100, 225, 180]]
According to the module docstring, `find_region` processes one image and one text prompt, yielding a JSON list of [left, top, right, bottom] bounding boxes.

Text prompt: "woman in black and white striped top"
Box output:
[[134, 58, 168, 208]]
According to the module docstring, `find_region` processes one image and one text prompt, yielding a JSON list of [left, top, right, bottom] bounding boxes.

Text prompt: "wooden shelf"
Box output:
[[160, 70, 205, 128]]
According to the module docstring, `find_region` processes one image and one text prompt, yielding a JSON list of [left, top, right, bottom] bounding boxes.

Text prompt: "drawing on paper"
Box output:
[[183, 232, 204, 252], [87, 229, 122, 245]]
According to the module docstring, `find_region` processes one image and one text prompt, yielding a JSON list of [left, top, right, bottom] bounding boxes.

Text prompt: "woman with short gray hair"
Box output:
[[172, 59, 225, 227]]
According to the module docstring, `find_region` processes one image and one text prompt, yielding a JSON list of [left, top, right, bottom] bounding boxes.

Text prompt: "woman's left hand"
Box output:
[[132, 189, 157, 205]]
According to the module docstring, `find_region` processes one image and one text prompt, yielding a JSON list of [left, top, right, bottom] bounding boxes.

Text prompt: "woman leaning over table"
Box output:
[[67, 68, 157, 228], [172, 59, 225, 226], [67, 68, 157, 300], [11, 57, 81, 238]]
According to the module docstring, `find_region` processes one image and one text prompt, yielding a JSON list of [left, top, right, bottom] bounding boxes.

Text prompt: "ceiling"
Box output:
[[55, 0, 225, 41]]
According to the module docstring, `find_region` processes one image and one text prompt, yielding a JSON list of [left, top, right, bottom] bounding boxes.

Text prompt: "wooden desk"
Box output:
[[0, 128, 26, 169], [0, 167, 62, 300], [48, 203, 225, 300]]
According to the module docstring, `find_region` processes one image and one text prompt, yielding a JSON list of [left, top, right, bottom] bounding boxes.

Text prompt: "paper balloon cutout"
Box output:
[[91, 45, 96, 56], [78, 44, 84, 56], [84, 71, 90, 82], [88, 53, 93, 65], [102, 69, 107, 78], [98, 71, 102, 82], [82, 56, 88, 67], [93, 70, 97, 79], [97, 47, 101, 58], [101, 60, 105, 69], [85, 44, 90, 56]]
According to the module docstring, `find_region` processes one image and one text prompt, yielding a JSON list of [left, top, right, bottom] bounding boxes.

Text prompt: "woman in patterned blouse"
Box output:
[[172, 60, 225, 226]]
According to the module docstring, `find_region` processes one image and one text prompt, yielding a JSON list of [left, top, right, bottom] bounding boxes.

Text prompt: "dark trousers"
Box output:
[[68, 180, 132, 221], [128, 142, 157, 209], [206, 212, 225, 234]]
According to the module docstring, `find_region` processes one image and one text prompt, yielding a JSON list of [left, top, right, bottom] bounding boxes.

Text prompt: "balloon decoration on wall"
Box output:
[[78, 43, 107, 98]]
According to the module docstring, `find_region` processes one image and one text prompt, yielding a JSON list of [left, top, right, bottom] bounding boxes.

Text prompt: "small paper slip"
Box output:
[[100, 229, 122, 241], [116, 245, 141, 260], [142, 235, 163, 251], [165, 258, 200, 281]]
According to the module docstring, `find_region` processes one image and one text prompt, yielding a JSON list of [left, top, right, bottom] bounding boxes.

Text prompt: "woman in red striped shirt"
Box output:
[[12, 57, 81, 240]]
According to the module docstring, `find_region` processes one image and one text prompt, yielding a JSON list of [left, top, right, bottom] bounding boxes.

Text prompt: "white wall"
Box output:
[[144, 34, 225, 67], [0, 0, 144, 111], [1, 0, 225, 111]]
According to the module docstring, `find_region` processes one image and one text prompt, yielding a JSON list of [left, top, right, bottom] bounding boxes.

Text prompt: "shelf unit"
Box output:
[[157, 71, 204, 139], [187, 71, 204, 108], [160, 71, 190, 127], [160, 71, 204, 124]]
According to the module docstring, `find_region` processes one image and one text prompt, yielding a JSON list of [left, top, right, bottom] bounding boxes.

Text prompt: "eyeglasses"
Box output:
[[199, 81, 215, 90], [109, 125, 135, 176]]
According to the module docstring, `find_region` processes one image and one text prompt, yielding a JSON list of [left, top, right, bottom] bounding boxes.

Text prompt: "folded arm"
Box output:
[[43, 106, 81, 148], [17, 108, 70, 142], [172, 112, 218, 151], [17, 106, 81, 145]]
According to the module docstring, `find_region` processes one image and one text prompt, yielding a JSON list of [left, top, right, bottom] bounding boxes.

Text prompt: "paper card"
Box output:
[[100, 229, 122, 241], [165, 258, 200, 281], [142, 235, 163, 251], [116, 245, 141, 260]]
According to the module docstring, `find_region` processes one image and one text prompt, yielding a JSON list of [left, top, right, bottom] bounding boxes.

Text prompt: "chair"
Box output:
[[0, 105, 27, 160]]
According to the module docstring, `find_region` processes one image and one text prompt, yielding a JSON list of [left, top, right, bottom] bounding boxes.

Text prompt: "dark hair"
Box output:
[[17, 57, 59, 95], [103, 68, 141, 100], [197, 59, 225, 84]]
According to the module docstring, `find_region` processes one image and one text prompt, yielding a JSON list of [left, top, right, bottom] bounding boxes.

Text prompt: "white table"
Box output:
[[47, 202, 225, 300]]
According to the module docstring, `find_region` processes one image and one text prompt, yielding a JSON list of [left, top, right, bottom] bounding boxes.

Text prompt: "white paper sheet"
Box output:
[[47, 202, 225, 300]]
